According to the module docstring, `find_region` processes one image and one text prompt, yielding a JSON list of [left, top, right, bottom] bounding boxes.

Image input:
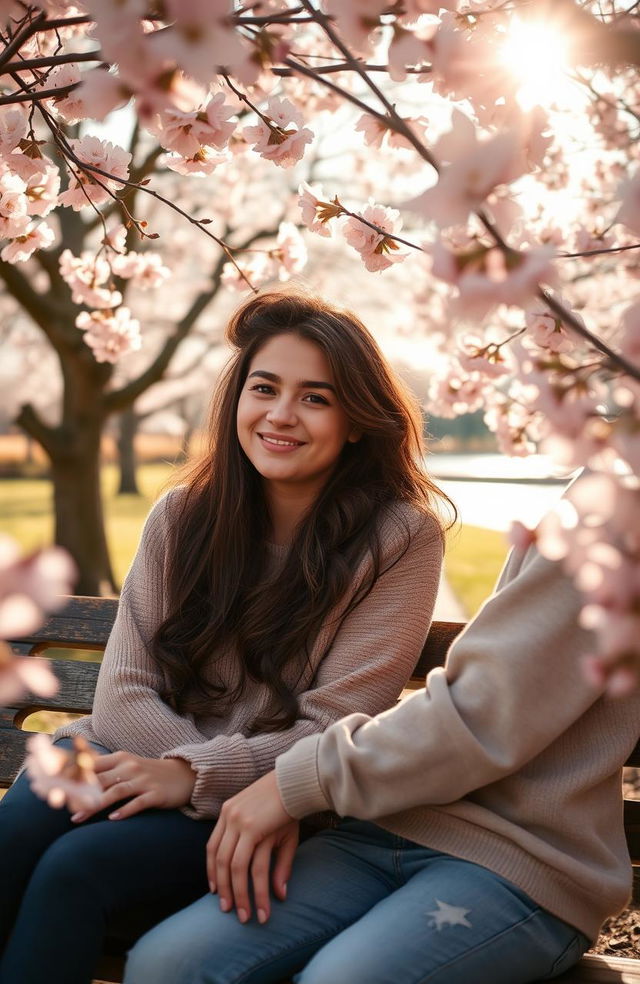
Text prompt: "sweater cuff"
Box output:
[[275, 734, 330, 818]]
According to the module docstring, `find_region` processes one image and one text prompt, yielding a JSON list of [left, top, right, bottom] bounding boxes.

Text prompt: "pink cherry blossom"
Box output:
[[0, 644, 59, 704], [355, 114, 388, 150], [164, 148, 229, 176], [59, 249, 123, 310], [297, 182, 342, 237], [615, 170, 640, 236], [76, 307, 142, 363], [0, 167, 30, 239], [58, 136, 132, 210], [150, 0, 258, 87], [0, 535, 76, 638], [432, 240, 556, 318], [386, 24, 434, 83], [47, 63, 86, 124], [111, 251, 171, 289], [343, 203, 407, 273], [8, 154, 61, 217], [409, 109, 524, 228], [324, 0, 389, 56], [428, 368, 488, 418], [457, 334, 510, 378], [525, 301, 575, 354], [273, 222, 307, 280], [26, 734, 103, 812], [1, 221, 55, 262], [221, 253, 273, 292], [0, 105, 28, 152], [78, 68, 131, 121], [243, 97, 313, 168]]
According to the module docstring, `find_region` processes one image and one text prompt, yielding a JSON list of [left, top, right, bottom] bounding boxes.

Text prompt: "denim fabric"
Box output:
[[124, 818, 590, 984], [0, 740, 215, 984]]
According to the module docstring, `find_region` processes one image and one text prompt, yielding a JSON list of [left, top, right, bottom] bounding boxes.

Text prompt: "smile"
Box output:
[[259, 433, 305, 448]]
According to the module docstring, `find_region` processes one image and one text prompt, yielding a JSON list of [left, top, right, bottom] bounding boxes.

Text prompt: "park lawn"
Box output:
[[444, 523, 509, 618], [1, 465, 506, 615]]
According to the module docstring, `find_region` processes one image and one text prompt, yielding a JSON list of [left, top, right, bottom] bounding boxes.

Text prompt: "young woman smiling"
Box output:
[[0, 289, 452, 984]]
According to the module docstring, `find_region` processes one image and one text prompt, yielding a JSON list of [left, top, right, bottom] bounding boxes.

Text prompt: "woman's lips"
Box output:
[[258, 432, 306, 451]]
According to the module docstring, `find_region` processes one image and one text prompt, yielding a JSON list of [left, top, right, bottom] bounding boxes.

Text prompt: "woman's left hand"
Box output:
[[207, 770, 299, 924], [71, 751, 196, 822]]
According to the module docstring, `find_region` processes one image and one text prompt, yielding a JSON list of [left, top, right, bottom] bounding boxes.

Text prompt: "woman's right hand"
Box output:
[[207, 770, 299, 924]]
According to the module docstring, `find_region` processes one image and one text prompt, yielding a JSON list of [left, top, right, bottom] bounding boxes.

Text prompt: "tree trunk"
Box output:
[[116, 407, 140, 495], [50, 421, 116, 596]]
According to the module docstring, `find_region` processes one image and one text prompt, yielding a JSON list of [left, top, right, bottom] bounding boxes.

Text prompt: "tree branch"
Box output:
[[104, 223, 280, 413]]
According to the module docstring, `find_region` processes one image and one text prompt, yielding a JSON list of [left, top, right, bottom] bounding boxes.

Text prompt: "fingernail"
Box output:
[[257, 908, 267, 924], [238, 908, 248, 923], [282, 882, 287, 898], [209, 881, 216, 894], [109, 811, 121, 820], [219, 898, 230, 912], [71, 812, 86, 823]]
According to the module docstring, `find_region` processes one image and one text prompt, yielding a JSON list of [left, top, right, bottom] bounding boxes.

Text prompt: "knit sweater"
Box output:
[[276, 543, 640, 941], [56, 489, 443, 820]]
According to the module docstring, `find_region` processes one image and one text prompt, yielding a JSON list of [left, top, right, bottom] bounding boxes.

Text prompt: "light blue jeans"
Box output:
[[124, 819, 589, 984]]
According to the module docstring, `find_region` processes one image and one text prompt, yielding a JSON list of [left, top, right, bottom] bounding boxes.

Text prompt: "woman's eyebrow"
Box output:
[[247, 370, 336, 392]]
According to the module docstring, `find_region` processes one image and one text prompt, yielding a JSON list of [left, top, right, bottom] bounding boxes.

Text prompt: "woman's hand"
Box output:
[[70, 751, 196, 822], [207, 770, 299, 925]]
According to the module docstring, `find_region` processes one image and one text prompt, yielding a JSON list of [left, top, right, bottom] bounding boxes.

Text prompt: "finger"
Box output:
[[92, 752, 124, 774], [251, 837, 275, 923], [213, 828, 240, 916], [98, 768, 129, 792], [72, 778, 134, 822], [207, 821, 225, 892], [272, 826, 299, 902], [109, 790, 156, 820], [229, 833, 257, 923]]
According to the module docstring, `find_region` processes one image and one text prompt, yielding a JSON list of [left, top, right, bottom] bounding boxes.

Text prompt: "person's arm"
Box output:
[[88, 492, 205, 757], [276, 545, 602, 821], [162, 511, 444, 819], [207, 545, 603, 922]]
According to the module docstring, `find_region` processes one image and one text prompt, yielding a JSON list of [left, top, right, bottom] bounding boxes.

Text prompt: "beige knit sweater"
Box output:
[[56, 489, 443, 820], [276, 543, 640, 941]]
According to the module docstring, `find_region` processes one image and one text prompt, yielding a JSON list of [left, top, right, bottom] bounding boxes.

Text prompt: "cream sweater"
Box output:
[[276, 544, 640, 941], [56, 490, 443, 820]]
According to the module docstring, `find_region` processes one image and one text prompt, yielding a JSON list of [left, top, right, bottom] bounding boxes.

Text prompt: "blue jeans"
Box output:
[[0, 740, 215, 984], [125, 819, 590, 984]]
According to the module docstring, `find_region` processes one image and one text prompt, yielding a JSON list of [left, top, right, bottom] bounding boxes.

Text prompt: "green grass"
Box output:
[[1, 467, 507, 616], [0, 463, 175, 585], [445, 523, 509, 618]]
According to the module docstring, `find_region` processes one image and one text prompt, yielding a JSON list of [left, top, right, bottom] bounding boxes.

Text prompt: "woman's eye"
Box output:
[[303, 393, 329, 405], [250, 384, 275, 395]]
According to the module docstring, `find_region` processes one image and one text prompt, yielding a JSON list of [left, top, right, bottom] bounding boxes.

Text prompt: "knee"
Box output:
[[125, 931, 183, 984]]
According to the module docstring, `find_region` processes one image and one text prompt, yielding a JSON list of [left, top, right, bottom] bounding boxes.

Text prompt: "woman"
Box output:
[[125, 540, 640, 984], [0, 289, 450, 984]]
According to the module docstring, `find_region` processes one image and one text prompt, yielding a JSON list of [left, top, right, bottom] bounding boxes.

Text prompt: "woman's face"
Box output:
[[236, 332, 357, 500]]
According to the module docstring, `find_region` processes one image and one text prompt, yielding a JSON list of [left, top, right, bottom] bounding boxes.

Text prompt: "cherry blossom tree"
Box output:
[[0, 0, 639, 689]]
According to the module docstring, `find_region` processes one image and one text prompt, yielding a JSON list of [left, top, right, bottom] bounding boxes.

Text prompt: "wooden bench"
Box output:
[[3, 596, 640, 984]]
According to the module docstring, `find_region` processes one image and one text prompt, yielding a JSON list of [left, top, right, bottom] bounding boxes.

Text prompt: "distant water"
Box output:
[[429, 453, 574, 532]]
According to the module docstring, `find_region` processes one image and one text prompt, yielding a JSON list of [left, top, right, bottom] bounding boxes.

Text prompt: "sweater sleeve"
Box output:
[[88, 492, 205, 756], [275, 546, 604, 820], [163, 511, 443, 819]]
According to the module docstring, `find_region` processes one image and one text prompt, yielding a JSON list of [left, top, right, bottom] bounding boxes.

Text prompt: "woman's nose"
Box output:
[[266, 397, 297, 426]]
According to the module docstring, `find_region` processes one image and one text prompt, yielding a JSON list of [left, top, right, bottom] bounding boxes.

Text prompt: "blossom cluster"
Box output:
[[0, 0, 638, 689]]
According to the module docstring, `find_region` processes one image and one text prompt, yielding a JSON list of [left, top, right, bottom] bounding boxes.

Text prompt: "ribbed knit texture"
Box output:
[[276, 544, 640, 942], [56, 489, 443, 819]]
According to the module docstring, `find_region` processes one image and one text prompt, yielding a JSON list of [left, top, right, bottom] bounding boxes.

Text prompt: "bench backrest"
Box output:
[[4, 596, 640, 864]]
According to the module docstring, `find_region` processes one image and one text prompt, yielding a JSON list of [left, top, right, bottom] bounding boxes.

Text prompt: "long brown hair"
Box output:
[[152, 289, 454, 729]]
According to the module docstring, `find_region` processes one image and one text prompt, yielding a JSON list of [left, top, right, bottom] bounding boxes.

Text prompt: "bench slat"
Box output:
[[555, 953, 640, 982], [9, 596, 118, 651]]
